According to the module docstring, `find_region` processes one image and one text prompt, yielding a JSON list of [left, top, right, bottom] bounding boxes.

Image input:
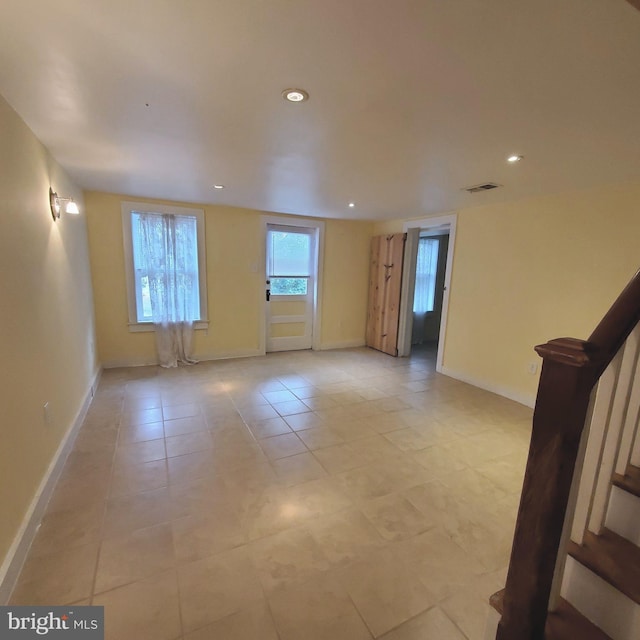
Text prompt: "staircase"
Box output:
[[485, 269, 640, 640], [561, 466, 640, 638]]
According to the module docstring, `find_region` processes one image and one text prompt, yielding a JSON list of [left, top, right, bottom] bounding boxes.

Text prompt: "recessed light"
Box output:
[[348, 202, 355, 208], [507, 154, 523, 163], [213, 184, 225, 189], [282, 88, 309, 103]]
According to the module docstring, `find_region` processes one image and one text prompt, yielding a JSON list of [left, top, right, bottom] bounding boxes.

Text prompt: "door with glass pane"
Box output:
[[266, 225, 315, 352]]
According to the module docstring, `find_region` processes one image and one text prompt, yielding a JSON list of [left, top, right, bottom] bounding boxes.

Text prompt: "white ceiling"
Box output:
[[1, 0, 639, 220]]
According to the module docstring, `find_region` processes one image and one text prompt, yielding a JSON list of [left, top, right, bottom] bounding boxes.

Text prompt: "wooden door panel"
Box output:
[[366, 235, 384, 350], [381, 233, 405, 355], [366, 233, 406, 356]]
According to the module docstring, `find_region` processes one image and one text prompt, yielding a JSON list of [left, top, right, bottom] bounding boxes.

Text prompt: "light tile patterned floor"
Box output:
[[10, 345, 533, 639]]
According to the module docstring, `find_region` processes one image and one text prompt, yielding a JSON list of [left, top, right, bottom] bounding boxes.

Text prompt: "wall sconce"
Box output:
[[49, 187, 80, 220]]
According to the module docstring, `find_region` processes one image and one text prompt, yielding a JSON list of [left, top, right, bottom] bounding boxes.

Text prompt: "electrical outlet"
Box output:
[[43, 401, 51, 425], [528, 362, 539, 375]]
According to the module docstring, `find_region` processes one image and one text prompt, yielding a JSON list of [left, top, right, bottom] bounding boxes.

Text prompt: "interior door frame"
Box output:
[[260, 215, 325, 355], [397, 213, 457, 372]]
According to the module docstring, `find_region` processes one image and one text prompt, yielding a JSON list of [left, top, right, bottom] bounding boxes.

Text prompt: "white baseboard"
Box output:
[[102, 356, 158, 368], [0, 366, 102, 604], [439, 365, 536, 408], [318, 339, 366, 350], [103, 344, 372, 368], [198, 348, 264, 361], [102, 348, 264, 369]]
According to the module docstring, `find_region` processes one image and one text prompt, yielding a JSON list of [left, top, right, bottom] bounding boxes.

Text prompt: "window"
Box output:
[[267, 228, 312, 296], [122, 202, 207, 329], [413, 237, 439, 313], [271, 278, 308, 295]]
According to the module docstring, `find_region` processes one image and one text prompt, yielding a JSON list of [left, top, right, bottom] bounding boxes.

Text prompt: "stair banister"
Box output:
[[495, 268, 640, 640], [589, 268, 640, 376]]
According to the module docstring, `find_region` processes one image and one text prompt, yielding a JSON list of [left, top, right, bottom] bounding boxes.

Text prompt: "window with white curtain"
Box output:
[[121, 202, 207, 329], [413, 237, 440, 313]]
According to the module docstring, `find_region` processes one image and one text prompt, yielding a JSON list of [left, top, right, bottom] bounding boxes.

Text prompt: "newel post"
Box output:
[[496, 338, 599, 640]]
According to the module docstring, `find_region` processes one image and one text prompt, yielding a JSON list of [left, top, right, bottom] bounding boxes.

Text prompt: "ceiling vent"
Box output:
[[464, 182, 501, 193]]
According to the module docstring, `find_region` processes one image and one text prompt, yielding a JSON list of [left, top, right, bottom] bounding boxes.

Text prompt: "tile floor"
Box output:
[[10, 345, 533, 639]]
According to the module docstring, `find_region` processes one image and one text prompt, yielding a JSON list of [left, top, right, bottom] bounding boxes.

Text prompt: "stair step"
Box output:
[[567, 528, 640, 605], [612, 464, 640, 499], [489, 589, 612, 639], [561, 556, 639, 640], [606, 484, 640, 545], [545, 598, 613, 640]]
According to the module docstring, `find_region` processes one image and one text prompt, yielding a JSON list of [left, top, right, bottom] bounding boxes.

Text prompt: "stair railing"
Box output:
[[494, 268, 640, 640], [567, 324, 639, 546]]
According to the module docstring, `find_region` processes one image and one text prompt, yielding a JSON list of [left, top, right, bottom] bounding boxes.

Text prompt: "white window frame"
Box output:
[[267, 224, 315, 299], [413, 236, 440, 313], [121, 201, 208, 332]]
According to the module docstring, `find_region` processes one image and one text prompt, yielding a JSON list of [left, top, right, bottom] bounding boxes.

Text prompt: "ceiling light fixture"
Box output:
[[348, 202, 355, 208], [49, 188, 80, 220], [213, 184, 225, 189], [507, 154, 523, 163], [282, 88, 309, 103]]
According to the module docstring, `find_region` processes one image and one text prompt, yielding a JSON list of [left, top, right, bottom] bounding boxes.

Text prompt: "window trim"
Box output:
[[121, 201, 208, 332], [413, 236, 440, 314]]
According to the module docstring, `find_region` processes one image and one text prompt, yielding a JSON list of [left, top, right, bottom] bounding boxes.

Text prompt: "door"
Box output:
[[396, 214, 457, 369], [266, 224, 316, 352], [366, 233, 406, 356]]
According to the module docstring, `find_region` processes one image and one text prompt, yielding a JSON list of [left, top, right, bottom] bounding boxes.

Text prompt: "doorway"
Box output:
[[409, 233, 449, 367], [397, 214, 456, 372], [263, 217, 323, 353]]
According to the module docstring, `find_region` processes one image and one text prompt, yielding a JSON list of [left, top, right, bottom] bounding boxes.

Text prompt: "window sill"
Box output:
[[127, 321, 209, 333]]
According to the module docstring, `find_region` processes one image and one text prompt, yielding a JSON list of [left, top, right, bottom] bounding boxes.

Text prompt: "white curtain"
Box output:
[[138, 213, 199, 368], [413, 237, 439, 314]]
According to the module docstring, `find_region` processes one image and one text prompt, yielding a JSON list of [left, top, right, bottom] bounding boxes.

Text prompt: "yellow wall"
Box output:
[[322, 219, 374, 348], [85, 192, 372, 365], [0, 95, 98, 571], [375, 182, 640, 405]]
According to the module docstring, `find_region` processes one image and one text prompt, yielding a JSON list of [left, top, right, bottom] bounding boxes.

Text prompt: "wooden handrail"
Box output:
[[589, 268, 640, 376], [495, 267, 640, 640], [626, 1, 640, 14]]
